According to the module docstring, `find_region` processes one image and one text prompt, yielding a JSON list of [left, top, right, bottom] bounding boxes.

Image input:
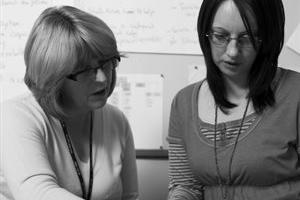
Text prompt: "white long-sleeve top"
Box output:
[[0, 92, 139, 200]]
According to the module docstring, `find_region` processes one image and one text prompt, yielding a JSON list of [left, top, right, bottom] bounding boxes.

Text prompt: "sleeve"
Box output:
[[1, 101, 83, 200], [120, 113, 139, 200], [168, 95, 183, 139], [167, 97, 204, 200]]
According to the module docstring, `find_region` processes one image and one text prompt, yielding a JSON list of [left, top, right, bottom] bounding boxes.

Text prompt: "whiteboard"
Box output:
[[108, 74, 164, 150], [1, 0, 203, 73], [80, 0, 203, 55], [1, 0, 202, 99]]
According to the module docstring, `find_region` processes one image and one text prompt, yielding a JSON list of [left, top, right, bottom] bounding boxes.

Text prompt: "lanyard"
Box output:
[[60, 112, 94, 200], [214, 99, 250, 199]]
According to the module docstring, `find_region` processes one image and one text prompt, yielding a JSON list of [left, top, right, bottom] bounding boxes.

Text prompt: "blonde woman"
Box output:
[[1, 6, 138, 200]]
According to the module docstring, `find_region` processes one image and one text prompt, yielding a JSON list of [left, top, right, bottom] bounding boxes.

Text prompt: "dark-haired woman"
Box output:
[[167, 0, 300, 199]]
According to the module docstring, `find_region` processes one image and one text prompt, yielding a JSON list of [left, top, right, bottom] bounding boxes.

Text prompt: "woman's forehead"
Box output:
[[212, 0, 257, 33]]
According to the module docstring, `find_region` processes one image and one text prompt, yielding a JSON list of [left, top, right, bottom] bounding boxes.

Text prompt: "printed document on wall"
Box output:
[[108, 74, 163, 149], [287, 23, 300, 54]]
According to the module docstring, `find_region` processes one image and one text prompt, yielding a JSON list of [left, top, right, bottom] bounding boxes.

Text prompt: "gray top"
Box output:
[[168, 68, 300, 199]]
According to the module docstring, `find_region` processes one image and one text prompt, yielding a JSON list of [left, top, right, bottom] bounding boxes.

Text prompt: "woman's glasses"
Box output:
[[67, 56, 120, 82], [206, 32, 262, 49]]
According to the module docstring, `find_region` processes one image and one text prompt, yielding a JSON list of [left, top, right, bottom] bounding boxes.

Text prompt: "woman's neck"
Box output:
[[224, 76, 249, 103], [62, 111, 92, 136], [61, 111, 93, 162]]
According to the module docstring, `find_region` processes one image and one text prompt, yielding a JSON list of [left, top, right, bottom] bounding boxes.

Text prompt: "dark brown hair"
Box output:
[[197, 0, 285, 113]]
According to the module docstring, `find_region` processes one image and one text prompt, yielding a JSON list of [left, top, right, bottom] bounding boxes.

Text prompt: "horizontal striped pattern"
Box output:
[[201, 117, 256, 141], [168, 118, 256, 199], [168, 142, 204, 200]]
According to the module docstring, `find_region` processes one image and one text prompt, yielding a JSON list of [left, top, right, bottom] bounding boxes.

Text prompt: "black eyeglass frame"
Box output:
[[66, 55, 121, 81], [205, 32, 262, 49]]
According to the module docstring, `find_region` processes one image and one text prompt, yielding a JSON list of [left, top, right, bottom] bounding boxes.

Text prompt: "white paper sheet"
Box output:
[[108, 74, 164, 149], [287, 23, 300, 54]]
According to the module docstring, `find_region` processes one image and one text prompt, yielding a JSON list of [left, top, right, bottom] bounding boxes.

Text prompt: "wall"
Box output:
[[278, 0, 300, 71], [137, 159, 169, 200]]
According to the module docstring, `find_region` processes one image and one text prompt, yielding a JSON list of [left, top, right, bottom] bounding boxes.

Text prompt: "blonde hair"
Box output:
[[24, 6, 119, 118]]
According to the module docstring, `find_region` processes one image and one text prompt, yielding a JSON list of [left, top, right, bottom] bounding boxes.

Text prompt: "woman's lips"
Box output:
[[92, 88, 106, 96], [223, 61, 241, 69], [224, 60, 239, 65]]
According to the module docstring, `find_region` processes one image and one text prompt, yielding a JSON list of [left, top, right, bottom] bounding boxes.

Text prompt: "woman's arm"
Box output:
[[120, 114, 139, 200], [1, 101, 83, 200], [167, 141, 204, 200], [167, 97, 204, 200]]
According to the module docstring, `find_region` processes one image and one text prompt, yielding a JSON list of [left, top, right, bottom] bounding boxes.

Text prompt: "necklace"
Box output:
[[60, 112, 94, 200], [214, 99, 250, 200]]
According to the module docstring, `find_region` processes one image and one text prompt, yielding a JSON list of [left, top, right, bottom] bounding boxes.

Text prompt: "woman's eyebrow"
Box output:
[[211, 26, 228, 33], [211, 26, 254, 35]]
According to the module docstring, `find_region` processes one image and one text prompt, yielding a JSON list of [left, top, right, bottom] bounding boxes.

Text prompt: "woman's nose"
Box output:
[[95, 68, 107, 82], [225, 40, 239, 57]]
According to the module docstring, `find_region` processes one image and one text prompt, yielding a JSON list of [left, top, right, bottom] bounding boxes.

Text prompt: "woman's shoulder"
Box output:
[[100, 103, 125, 118], [279, 67, 300, 83], [174, 80, 203, 101], [275, 67, 300, 102], [1, 92, 49, 137], [171, 80, 204, 111], [277, 67, 300, 92], [2, 92, 43, 118], [96, 103, 129, 128]]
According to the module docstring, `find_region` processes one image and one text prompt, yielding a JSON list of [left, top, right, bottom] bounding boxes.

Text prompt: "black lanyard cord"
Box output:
[[214, 99, 250, 199], [60, 112, 94, 200]]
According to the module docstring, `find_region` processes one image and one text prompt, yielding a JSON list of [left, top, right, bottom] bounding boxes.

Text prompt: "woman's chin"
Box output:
[[90, 99, 107, 110], [87, 95, 107, 109]]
